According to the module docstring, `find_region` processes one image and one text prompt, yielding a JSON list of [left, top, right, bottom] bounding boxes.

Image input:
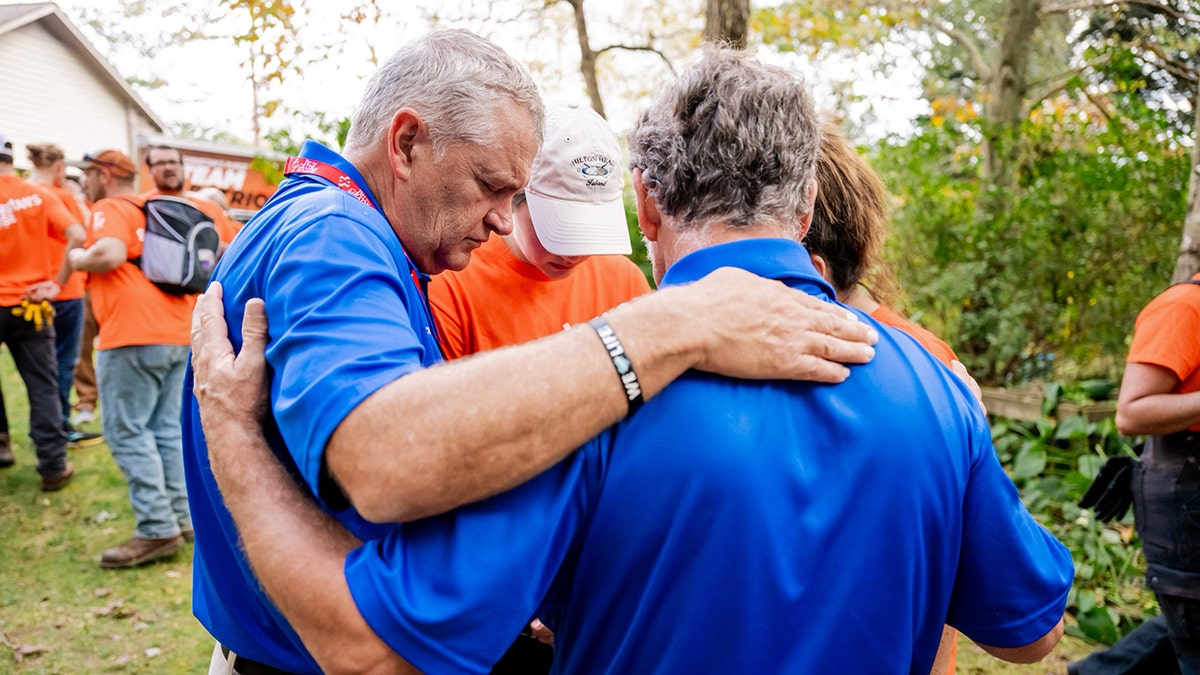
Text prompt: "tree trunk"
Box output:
[[1174, 83, 1200, 282], [563, 0, 606, 119], [982, 0, 1041, 187], [703, 0, 750, 48]]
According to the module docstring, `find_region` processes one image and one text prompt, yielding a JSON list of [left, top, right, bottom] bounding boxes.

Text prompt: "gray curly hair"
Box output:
[[627, 46, 821, 237], [345, 30, 544, 158]]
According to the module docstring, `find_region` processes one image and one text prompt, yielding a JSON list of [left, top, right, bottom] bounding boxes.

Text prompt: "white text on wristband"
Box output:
[[588, 317, 644, 416]]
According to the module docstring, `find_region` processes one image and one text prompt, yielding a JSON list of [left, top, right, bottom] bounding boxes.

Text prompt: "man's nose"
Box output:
[[487, 201, 514, 236]]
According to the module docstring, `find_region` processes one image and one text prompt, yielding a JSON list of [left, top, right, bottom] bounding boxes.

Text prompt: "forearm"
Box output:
[[928, 626, 956, 675], [51, 226, 86, 288], [331, 267, 875, 522], [1115, 390, 1200, 436], [213, 423, 415, 675], [976, 617, 1063, 664], [68, 244, 124, 273], [331, 286, 699, 522]]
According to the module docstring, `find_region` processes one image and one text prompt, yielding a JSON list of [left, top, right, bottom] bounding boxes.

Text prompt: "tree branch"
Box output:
[[1040, 0, 1200, 24], [1139, 41, 1200, 83], [927, 17, 994, 82], [1024, 53, 1114, 109], [594, 44, 676, 74]]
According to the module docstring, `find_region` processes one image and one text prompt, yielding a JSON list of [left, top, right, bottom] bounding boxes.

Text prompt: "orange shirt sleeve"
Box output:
[[88, 198, 143, 257], [1127, 280, 1200, 388]]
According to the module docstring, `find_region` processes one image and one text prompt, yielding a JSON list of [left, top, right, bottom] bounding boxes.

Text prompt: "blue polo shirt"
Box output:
[[181, 141, 443, 673], [343, 238, 1073, 674]]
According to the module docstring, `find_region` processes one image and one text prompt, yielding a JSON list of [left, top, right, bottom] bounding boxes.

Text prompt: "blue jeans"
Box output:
[[97, 345, 191, 539], [52, 298, 84, 430]]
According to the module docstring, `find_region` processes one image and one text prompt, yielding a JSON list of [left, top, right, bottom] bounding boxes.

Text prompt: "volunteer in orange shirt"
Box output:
[[27, 143, 101, 447], [1111, 275, 1200, 674], [0, 133, 85, 490], [429, 103, 650, 361], [803, 123, 965, 675], [67, 149, 218, 569], [428, 103, 650, 674]]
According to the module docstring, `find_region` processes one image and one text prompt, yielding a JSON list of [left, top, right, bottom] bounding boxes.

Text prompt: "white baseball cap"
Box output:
[[523, 103, 632, 256]]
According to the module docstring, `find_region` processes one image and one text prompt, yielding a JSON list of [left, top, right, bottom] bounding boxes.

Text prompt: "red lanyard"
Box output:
[[284, 156, 426, 299]]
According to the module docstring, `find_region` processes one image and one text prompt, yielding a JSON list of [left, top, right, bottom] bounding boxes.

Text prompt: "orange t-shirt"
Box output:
[[1127, 275, 1200, 430], [871, 303, 958, 367], [429, 235, 652, 359], [0, 175, 75, 306], [86, 196, 196, 349], [40, 183, 87, 301]]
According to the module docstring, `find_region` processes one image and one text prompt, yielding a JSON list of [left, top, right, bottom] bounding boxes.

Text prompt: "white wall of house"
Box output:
[[0, 19, 158, 171]]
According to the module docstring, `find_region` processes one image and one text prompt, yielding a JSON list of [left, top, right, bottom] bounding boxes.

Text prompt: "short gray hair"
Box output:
[[345, 30, 544, 158], [627, 46, 821, 235]]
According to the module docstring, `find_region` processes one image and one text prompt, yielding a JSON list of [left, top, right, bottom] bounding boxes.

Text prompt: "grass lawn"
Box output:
[[0, 346, 1105, 673], [0, 347, 211, 673]]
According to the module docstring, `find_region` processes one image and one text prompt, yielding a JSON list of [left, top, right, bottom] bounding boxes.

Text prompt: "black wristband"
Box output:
[[589, 316, 644, 416]]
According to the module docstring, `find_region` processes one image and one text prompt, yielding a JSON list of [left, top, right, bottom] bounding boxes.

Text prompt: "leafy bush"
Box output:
[[991, 398, 1156, 644], [872, 94, 1189, 386]]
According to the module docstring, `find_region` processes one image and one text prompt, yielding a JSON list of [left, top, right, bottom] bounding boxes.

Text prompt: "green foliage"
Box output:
[[991, 408, 1155, 645], [873, 92, 1189, 385]]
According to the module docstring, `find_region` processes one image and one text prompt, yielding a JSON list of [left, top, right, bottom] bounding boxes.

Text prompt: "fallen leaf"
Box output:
[[165, 570, 181, 579], [95, 587, 112, 597], [14, 644, 48, 662], [114, 653, 132, 666], [92, 510, 117, 524], [144, 647, 161, 658], [92, 600, 134, 619]]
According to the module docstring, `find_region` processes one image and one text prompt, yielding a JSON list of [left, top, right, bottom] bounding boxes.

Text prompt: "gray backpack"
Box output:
[[122, 196, 220, 295]]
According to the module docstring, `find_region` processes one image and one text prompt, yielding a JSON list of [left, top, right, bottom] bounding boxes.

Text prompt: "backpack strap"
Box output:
[[111, 197, 146, 263]]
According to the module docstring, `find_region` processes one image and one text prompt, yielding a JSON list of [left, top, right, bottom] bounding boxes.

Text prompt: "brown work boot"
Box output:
[[40, 462, 75, 491], [99, 535, 184, 569], [0, 433, 13, 468]]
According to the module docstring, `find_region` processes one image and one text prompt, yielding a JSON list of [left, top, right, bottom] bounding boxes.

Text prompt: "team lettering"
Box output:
[[0, 192, 43, 229]]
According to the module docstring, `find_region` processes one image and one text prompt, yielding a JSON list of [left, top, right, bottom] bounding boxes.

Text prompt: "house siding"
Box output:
[[0, 20, 157, 171]]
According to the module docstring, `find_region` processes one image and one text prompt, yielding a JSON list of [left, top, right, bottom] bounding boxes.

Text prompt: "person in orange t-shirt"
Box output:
[[803, 123, 973, 675], [27, 142, 101, 446], [430, 104, 651, 360], [428, 104, 650, 674], [1107, 275, 1200, 673], [0, 133, 85, 490], [67, 148, 233, 570]]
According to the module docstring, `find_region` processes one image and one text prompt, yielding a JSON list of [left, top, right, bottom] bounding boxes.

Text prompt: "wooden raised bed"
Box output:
[[980, 386, 1117, 423]]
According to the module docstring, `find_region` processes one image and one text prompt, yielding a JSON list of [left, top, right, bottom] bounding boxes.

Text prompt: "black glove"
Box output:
[[1078, 456, 1136, 522]]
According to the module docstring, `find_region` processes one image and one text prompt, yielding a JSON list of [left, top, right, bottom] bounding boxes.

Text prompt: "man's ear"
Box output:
[[632, 169, 662, 243], [809, 252, 829, 280], [387, 108, 425, 182]]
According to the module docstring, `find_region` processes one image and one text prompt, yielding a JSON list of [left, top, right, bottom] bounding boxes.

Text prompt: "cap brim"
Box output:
[[524, 191, 632, 256], [65, 159, 91, 169]]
